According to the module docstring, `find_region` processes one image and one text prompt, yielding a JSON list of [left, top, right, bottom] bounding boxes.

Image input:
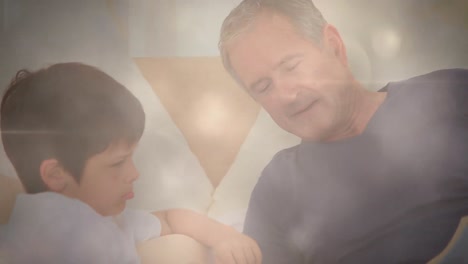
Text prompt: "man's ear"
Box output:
[[322, 24, 348, 66], [40, 159, 69, 193]]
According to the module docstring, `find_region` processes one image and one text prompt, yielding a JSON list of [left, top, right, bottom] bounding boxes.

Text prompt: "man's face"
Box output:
[[227, 12, 355, 141], [65, 140, 139, 216]]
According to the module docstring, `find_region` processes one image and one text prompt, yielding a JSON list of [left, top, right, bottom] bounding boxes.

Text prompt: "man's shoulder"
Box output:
[[386, 68, 467, 114], [392, 68, 468, 92], [254, 145, 300, 190], [264, 145, 300, 174], [416, 68, 468, 79]]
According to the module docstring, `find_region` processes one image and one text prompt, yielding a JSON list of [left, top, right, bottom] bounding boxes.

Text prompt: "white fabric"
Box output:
[[208, 110, 300, 229], [0, 192, 161, 264]]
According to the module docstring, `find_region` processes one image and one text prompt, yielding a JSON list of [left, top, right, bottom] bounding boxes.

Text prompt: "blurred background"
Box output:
[[0, 0, 467, 227]]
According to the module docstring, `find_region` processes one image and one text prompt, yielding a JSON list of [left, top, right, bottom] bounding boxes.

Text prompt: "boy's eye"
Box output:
[[111, 159, 125, 167]]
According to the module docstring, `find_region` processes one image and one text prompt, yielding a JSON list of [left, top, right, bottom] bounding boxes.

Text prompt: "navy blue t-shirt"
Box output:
[[244, 69, 468, 264]]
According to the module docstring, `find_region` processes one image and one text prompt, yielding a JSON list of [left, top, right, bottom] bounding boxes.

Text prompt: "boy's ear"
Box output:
[[40, 159, 69, 192]]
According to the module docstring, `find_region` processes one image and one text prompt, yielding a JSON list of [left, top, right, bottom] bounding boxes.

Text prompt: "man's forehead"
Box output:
[[228, 37, 304, 86]]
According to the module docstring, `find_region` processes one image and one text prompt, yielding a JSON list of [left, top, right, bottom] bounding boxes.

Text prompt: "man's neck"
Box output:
[[326, 82, 387, 142]]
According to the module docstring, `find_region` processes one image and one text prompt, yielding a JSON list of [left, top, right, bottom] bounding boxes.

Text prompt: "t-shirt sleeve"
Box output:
[[452, 69, 468, 117], [409, 68, 468, 118], [120, 209, 162, 243], [436, 68, 468, 118], [243, 149, 304, 264]]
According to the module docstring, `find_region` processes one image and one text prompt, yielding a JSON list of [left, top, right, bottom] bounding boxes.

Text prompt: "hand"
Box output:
[[211, 232, 262, 264]]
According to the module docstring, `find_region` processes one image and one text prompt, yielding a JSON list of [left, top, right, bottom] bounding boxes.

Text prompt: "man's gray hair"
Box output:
[[218, 0, 327, 83]]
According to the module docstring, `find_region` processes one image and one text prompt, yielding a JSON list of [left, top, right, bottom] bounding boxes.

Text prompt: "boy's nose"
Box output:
[[126, 161, 139, 183]]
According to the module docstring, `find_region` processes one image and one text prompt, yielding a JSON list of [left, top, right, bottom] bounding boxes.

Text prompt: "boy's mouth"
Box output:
[[122, 191, 134, 200]]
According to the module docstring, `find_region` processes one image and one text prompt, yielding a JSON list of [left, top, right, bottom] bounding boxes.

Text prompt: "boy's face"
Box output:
[[64, 140, 139, 216]]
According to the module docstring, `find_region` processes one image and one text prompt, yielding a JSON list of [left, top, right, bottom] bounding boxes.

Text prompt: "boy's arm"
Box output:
[[152, 209, 262, 264]]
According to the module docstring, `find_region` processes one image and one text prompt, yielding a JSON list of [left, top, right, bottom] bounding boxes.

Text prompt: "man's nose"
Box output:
[[275, 78, 302, 103]]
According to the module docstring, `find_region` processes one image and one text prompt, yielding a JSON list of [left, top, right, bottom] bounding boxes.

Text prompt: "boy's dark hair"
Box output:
[[0, 62, 145, 193]]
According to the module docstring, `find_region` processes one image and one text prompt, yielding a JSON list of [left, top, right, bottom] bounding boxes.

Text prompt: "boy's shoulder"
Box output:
[[10, 192, 102, 223], [5, 192, 118, 241], [3, 192, 139, 263]]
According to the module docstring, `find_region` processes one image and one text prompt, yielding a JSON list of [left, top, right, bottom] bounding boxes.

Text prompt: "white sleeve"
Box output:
[[119, 209, 162, 243]]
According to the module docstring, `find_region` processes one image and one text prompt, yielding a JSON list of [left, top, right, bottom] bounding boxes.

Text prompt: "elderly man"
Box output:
[[219, 0, 468, 263]]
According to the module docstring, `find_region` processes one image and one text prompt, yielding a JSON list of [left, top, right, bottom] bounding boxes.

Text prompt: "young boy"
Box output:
[[0, 63, 261, 264]]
